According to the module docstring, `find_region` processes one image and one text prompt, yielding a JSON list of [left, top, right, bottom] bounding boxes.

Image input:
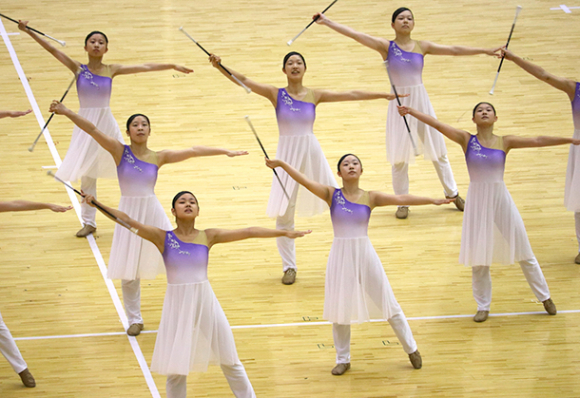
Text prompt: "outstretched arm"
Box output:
[[0, 109, 32, 119], [84, 195, 166, 251], [265, 158, 334, 206], [208, 54, 278, 104], [157, 147, 248, 167], [18, 20, 80, 74], [111, 63, 193, 77], [50, 100, 124, 164], [315, 89, 406, 105], [420, 41, 501, 57], [206, 226, 311, 248], [314, 13, 389, 59], [501, 48, 576, 101], [398, 106, 471, 151], [0, 200, 72, 213], [370, 191, 454, 209], [504, 135, 580, 152]]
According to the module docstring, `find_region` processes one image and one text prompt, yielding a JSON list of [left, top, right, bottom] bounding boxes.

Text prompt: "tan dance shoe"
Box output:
[[127, 323, 144, 336], [473, 310, 489, 323], [408, 350, 422, 369], [331, 363, 350, 375], [76, 224, 96, 238], [282, 269, 296, 285], [542, 298, 557, 315], [395, 207, 409, 219], [446, 194, 465, 211], [19, 368, 35, 388]]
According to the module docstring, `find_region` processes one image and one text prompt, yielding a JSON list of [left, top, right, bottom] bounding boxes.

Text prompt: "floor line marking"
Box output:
[[14, 309, 580, 341], [1, 20, 160, 398]]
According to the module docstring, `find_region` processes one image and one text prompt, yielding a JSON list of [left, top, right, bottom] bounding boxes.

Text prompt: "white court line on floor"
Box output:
[[14, 309, 580, 341], [0, 21, 160, 398], [550, 4, 580, 12]]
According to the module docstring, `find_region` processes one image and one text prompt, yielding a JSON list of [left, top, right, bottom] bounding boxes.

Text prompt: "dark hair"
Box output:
[[126, 114, 151, 131], [283, 52, 306, 69], [84, 31, 109, 46], [337, 154, 363, 172], [392, 7, 413, 23], [472, 102, 497, 117], [172, 191, 198, 209]]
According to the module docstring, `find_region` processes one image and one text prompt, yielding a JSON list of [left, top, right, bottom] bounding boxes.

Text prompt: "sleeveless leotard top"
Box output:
[[572, 82, 580, 130], [465, 135, 506, 183], [385, 41, 424, 87], [117, 146, 158, 197], [162, 230, 209, 284], [275, 88, 316, 136], [330, 189, 371, 238], [77, 64, 112, 108]]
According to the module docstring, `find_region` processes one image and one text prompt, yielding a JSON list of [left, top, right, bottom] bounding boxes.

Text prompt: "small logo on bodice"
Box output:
[[168, 235, 190, 256], [81, 67, 99, 88], [470, 139, 487, 158], [334, 190, 353, 213], [123, 148, 143, 172], [281, 91, 301, 112], [391, 42, 410, 63]]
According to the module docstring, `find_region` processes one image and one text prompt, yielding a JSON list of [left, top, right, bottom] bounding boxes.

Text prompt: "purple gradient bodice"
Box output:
[[77, 65, 112, 108], [330, 189, 371, 238], [465, 135, 506, 183], [162, 231, 209, 284], [117, 146, 158, 197], [386, 42, 424, 87], [275, 88, 316, 136], [572, 82, 580, 130]]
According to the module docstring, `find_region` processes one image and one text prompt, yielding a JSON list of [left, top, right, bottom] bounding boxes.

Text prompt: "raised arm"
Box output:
[[0, 200, 72, 213], [18, 20, 80, 73], [84, 195, 166, 252], [0, 109, 32, 119], [504, 135, 580, 152], [157, 146, 248, 167], [314, 13, 389, 59], [398, 105, 471, 151], [265, 158, 334, 206], [205, 226, 311, 248], [501, 48, 576, 101], [420, 41, 500, 57], [50, 100, 124, 164], [314, 89, 404, 105], [208, 54, 278, 104], [370, 191, 453, 209], [110, 63, 193, 77]]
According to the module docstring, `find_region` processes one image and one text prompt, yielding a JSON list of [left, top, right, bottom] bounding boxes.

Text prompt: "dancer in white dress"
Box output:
[[83, 191, 310, 398], [50, 100, 248, 336], [314, 8, 500, 219], [0, 199, 72, 387], [501, 47, 580, 265], [19, 21, 192, 237], [266, 154, 452, 374], [399, 102, 580, 322], [209, 52, 401, 284]]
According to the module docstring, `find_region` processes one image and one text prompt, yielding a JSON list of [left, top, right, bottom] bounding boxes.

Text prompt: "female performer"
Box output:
[[209, 51, 402, 284], [266, 154, 452, 374], [50, 100, 247, 335], [84, 191, 309, 398], [398, 102, 579, 322], [0, 199, 72, 387], [501, 47, 580, 264], [314, 7, 500, 218], [19, 21, 192, 237]]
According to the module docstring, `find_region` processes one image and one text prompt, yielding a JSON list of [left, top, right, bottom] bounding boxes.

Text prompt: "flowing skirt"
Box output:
[[324, 236, 402, 325], [150, 281, 239, 375], [564, 129, 580, 212], [459, 182, 534, 266], [55, 107, 124, 182], [107, 195, 172, 280], [386, 84, 448, 164], [266, 134, 337, 218]]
